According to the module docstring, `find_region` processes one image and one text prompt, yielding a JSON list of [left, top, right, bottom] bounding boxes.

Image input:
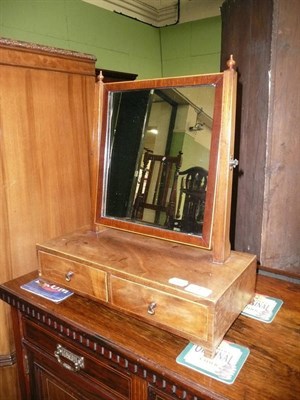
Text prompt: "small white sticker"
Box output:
[[185, 284, 212, 297], [168, 277, 189, 287]]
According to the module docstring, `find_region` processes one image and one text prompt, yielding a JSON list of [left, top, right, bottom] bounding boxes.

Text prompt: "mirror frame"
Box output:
[[93, 61, 237, 259]]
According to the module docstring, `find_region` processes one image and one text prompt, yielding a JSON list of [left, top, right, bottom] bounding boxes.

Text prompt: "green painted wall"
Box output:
[[160, 16, 221, 76], [0, 0, 162, 78], [0, 0, 221, 78]]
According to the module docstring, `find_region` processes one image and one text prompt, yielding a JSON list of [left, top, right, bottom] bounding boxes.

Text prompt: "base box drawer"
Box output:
[[110, 275, 209, 341], [38, 251, 108, 302]]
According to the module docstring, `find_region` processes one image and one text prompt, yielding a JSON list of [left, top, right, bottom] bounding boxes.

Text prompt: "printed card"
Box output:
[[21, 279, 73, 303], [176, 340, 249, 385], [242, 294, 283, 323]]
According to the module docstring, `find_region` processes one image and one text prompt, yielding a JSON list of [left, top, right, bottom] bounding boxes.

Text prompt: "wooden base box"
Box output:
[[37, 228, 256, 357]]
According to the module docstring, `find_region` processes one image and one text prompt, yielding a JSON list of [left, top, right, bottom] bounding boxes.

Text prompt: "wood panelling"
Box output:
[[221, 0, 300, 276], [0, 38, 96, 399], [0, 64, 94, 277], [261, 0, 300, 273], [0, 302, 15, 355], [0, 364, 20, 400]]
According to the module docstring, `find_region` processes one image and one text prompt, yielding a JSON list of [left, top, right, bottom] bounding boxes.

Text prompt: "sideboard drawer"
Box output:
[[110, 276, 208, 340], [38, 251, 108, 302], [23, 317, 131, 399]]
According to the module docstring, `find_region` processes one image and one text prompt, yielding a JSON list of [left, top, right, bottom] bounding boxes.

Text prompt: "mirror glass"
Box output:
[[96, 75, 224, 248]]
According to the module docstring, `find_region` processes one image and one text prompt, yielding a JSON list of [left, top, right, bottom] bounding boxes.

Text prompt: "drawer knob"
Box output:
[[54, 344, 84, 372], [65, 271, 74, 282], [147, 301, 157, 315]]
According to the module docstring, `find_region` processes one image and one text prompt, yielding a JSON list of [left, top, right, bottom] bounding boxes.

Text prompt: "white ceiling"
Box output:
[[82, 0, 223, 27]]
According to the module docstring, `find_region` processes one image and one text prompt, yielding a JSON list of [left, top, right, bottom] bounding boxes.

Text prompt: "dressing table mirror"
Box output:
[[96, 77, 218, 249], [37, 58, 257, 357]]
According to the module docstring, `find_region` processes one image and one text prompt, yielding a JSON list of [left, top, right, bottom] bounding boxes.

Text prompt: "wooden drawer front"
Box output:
[[110, 276, 208, 340], [23, 318, 130, 399], [38, 251, 107, 301]]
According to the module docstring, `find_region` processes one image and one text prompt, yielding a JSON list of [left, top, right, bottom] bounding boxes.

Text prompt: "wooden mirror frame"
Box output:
[[92, 58, 237, 263]]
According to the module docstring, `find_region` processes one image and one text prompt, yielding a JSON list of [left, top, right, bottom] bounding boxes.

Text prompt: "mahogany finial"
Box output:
[[226, 55, 236, 70]]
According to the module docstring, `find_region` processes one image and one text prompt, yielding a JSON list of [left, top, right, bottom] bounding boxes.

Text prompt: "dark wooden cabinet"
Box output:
[[1, 272, 299, 400], [220, 0, 300, 277]]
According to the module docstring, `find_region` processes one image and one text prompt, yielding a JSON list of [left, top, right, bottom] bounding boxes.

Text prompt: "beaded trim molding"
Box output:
[[0, 37, 97, 61]]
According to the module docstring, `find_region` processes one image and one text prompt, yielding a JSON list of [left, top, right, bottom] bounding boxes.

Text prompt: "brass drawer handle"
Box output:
[[54, 344, 84, 372], [147, 301, 157, 315], [65, 271, 74, 282]]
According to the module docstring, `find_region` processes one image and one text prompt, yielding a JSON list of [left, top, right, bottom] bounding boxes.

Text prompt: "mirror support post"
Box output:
[[90, 72, 104, 230], [212, 57, 237, 263]]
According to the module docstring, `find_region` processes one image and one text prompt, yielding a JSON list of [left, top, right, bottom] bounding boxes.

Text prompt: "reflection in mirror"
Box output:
[[105, 85, 215, 236]]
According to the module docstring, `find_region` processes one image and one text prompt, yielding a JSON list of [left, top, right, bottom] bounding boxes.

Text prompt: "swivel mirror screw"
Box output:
[[229, 158, 239, 169]]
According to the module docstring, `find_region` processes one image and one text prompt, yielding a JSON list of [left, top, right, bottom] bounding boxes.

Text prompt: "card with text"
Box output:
[[21, 279, 73, 303], [176, 340, 249, 385], [242, 294, 283, 323]]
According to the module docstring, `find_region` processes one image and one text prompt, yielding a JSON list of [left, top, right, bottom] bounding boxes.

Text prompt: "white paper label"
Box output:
[[184, 284, 212, 297], [168, 277, 189, 287]]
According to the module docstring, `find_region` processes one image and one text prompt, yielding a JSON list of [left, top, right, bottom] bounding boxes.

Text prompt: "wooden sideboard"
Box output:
[[1, 272, 299, 400]]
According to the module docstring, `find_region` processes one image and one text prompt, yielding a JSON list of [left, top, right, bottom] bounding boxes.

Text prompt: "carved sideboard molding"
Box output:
[[0, 37, 96, 61], [0, 352, 16, 367]]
